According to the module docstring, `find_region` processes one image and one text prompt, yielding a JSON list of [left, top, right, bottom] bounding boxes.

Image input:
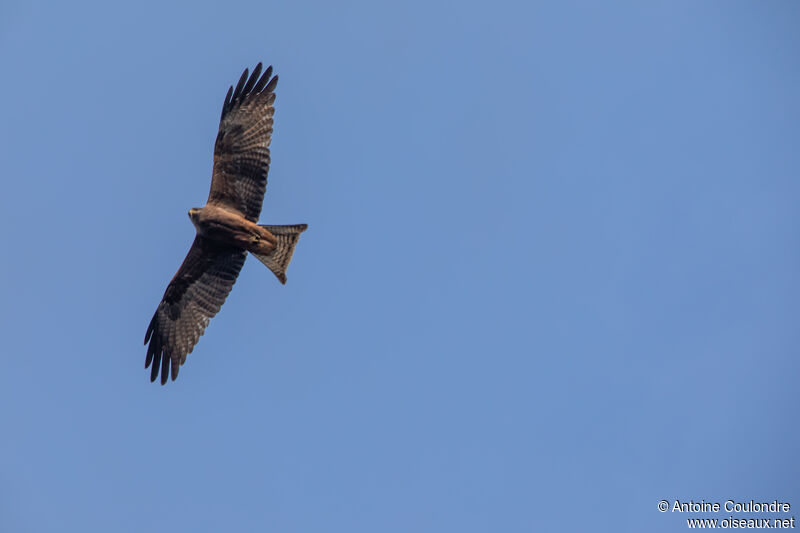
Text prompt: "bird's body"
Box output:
[[144, 63, 307, 385], [188, 205, 277, 255]]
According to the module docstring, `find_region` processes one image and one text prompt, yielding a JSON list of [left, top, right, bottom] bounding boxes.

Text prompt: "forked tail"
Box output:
[[252, 224, 308, 284]]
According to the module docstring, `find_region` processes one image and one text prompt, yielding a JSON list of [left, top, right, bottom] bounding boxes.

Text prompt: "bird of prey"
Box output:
[[144, 63, 307, 385]]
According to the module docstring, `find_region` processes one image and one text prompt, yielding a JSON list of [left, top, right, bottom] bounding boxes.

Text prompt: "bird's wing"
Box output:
[[207, 63, 278, 222], [144, 236, 247, 384]]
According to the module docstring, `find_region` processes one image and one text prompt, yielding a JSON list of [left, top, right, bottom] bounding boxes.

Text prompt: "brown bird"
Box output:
[[144, 63, 307, 385]]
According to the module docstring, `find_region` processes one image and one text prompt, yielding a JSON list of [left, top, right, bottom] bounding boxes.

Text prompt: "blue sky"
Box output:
[[1, 1, 798, 531]]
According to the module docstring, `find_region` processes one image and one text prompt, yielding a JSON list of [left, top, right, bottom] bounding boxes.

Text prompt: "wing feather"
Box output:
[[241, 63, 261, 96], [252, 65, 273, 94], [144, 236, 247, 384], [208, 63, 278, 221], [232, 67, 249, 102]]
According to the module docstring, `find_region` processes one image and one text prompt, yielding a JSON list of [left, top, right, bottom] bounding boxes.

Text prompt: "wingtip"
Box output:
[[266, 74, 278, 93], [223, 63, 278, 118], [242, 63, 262, 96], [232, 67, 249, 102], [221, 85, 234, 120]]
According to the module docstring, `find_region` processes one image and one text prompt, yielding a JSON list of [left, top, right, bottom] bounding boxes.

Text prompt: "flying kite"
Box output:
[[144, 63, 307, 385]]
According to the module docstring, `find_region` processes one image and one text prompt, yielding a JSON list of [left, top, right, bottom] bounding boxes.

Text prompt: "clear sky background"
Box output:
[[1, 1, 798, 531]]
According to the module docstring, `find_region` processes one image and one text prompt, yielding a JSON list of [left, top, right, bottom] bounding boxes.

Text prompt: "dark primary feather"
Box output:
[[144, 236, 247, 384], [241, 63, 261, 97], [232, 68, 250, 102], [209, 63, 278, 222]]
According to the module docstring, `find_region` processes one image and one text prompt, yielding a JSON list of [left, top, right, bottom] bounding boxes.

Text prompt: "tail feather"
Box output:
[[253, 224, 308, 284]]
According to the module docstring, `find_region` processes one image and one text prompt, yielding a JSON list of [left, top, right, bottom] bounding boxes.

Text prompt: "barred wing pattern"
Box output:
[[144, 237, 247, 384], [208, 63, 278, 222]]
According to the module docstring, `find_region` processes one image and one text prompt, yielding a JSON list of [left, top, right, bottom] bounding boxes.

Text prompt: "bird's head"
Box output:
[[188, 207, 202, 225]]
